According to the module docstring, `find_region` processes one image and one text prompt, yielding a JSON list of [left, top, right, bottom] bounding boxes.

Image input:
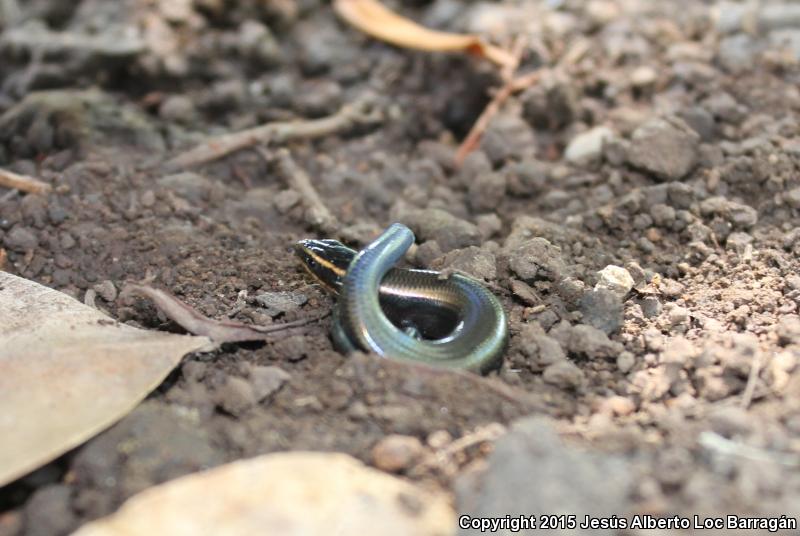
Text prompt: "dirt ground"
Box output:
[[3, 0, 800, 534]]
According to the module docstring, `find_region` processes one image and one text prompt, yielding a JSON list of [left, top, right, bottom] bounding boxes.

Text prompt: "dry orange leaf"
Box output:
[[333, 0, 514, 69]]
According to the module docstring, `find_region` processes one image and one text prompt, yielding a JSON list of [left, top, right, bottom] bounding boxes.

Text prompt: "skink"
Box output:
[[295, 223, 507, 373]]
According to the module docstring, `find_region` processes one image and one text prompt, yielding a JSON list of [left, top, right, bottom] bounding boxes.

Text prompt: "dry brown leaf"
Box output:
[[0, 272, 212, 486], [333, 0, 514, 69], [73, 452, 455, 536]]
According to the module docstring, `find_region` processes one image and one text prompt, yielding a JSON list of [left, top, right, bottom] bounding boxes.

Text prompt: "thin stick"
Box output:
[[740, 349, 762, 409], [266, 148, 339, 234], [454, 35, 540, 169], [454, 71, 539, 167], [122, 284, 329, 343], [164, 99, 382, 171], [699, 431, 800, 467], [409, 423, 506, 476], [0, 168, 51, 194]]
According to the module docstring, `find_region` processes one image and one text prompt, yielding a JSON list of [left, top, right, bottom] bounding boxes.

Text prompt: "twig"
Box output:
[[0, 168, 51, 194], [1, 25, 143, 57], [122, 284, 329, 343], [409, 423, 506, 477], [699, 431, 800, 467], [164, 98, 382, 171], [454, 72, 539, 166], [454, 38, 540, 167], [740, 349, 762, 409], [265, 148, 339, 234]]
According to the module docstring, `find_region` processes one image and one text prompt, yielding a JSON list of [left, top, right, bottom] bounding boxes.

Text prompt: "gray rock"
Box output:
[[507, 238, 567, 282], [159, 95, 197, 124], [237, 20, 280, 67], [617, 351, 636, 373], [760, 4, 800, 32], [249, 366, 290, 402], [627, 117, 699, 180], [595, 265, 634, 298], [481, 112, 536, 165], [639, 296, 662, 318], [24, 484, 77, 536], [725, 232, 753, 254], [414, 240, 444, 267], [542, 360, 585, 389], [158, 172, 213, 203], [717, 34, 760, 72], [296, 17, 354, 75], [254, 291, 308, 317], [518, 323, 566, 371], [273, 189, 301, 213], [715, 2, 752, 33], [650, 203, 676, 227], [398, 208, 482, 252], [457, 151, 492, 189], [0, 89, 164, 157], [699, 196, 758, 228], [372, 434, 424, 472], [666, 304, 691, 328], [703, 92, 747, 124], [433, 246, 497, 281], [506, 159, 551, 196], [475, 213, 502, 239], [580, 289, 624, 335], [556, 277, 587, 307], [785, 187, 800, 209], [521, 73, 580, 130], [567, 324, 623, 360], [777, 315, 800, 345], [214, 376, 257, 417], [468, 172, 506, 212], [272, 335, 309, 362], [667, 182, 695, 209], [293, 80, 343, 117], [92, 280, 117, 302], [677, 106, 716, 141], [456, 417, 630, 536], [564, 126, 613, 164], [4, 225, 38, 251]]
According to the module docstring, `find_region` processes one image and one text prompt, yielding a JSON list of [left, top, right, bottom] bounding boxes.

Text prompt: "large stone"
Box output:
[[627, 117, 699, 180], [74, 452, 454, 536], [457, 417, 630, 535]]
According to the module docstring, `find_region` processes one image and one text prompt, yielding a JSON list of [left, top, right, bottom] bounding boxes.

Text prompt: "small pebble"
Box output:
[[254, 291, 308, 317], [542, 360, 585, 389], [564, 126, 613, 164], [92, 280, 117, 302], [214, 377, 257, 417], [595, 265, 635, 298], [598, 395, 636, 416], [617, 351, 636, 373], [627, 116, 699, 180], [507, 238, 566, 282], [372, 434, 425, 472], [4, 225, 38, 251], [249, 366, 291, 402]]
